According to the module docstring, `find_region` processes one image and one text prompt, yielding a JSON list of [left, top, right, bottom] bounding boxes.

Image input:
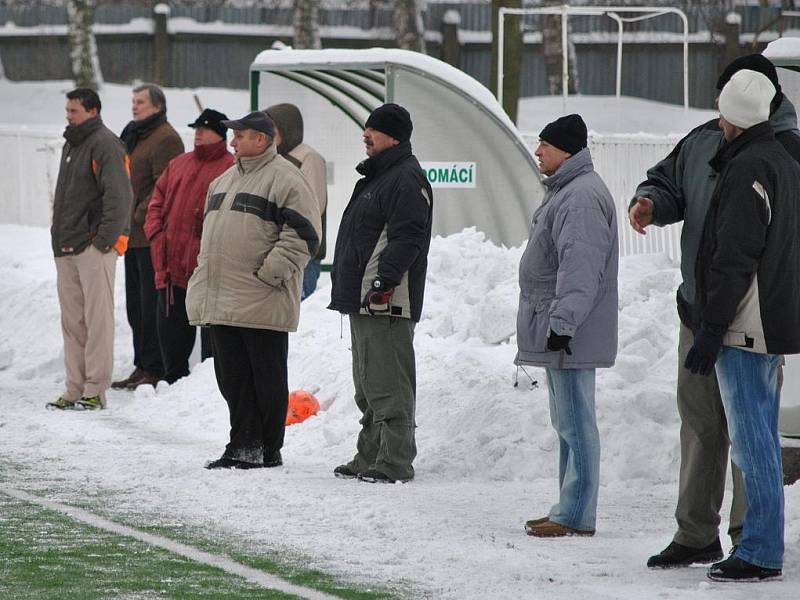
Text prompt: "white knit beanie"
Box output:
[[718, 69, 775, 130]]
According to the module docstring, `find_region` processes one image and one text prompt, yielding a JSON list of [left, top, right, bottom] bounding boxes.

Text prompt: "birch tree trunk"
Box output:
[[294, 0, 322, 49], [542, 0, 578, 94], [394, 0, 425, 53], [67, 0, 101, 90]]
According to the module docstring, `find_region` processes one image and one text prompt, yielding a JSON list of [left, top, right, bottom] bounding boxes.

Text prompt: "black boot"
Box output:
[[707, 556, 781, 582], [647, 539, 723, 568], [264, 450, 282, 468]]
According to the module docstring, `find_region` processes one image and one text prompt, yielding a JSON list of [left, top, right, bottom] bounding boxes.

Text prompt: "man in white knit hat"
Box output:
[[686, 68, 800, 582]]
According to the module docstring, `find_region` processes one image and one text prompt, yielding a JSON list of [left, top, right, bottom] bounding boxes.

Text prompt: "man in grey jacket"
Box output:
[[48, 88, 133, 411], [629, 54, 800, 568], [517, 114, 618, 537]]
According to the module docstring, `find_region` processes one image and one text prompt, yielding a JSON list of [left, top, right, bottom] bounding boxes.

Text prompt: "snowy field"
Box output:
[[0, 78, 799, 598], [0, 224, 798, 599]]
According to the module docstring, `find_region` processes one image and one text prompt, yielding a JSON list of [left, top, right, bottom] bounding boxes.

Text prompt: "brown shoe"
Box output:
[[526, 520, 595, 538], [524, 516, 550, 533], [126, 371, 160, 390], [111, 367, 143, 389]]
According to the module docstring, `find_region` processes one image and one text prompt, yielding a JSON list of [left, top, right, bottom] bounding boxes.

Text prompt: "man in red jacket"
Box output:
[[144, 109, 234, 383]]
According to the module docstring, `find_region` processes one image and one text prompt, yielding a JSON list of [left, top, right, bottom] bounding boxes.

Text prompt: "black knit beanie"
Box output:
[[716, 54, 781, 94], [365, 103, 413, 143], [539, 114, 587, 155]]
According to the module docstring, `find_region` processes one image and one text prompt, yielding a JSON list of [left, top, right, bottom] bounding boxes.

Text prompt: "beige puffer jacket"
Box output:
[[186, 144, 321, 332]]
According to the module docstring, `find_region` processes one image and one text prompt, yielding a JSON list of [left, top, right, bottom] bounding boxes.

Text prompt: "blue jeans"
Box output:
[[715, 347, 783, 570], [545, 367, 600, 531], [302, 259, 321, 301]]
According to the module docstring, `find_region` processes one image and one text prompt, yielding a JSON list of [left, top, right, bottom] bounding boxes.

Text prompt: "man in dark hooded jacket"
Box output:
[[629, 54, 800, 569], [265, 103, 328, 299], [328, 104, 433, 484]]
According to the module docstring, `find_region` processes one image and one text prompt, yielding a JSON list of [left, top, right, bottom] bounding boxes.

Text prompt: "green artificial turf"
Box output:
[[0, 492, 299, 600]]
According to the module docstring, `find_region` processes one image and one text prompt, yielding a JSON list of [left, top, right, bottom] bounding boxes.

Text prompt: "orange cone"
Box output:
[[285, 389, 320, 425]]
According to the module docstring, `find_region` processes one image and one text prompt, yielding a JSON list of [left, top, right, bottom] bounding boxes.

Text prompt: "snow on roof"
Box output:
[[250, 48, 519, 138], [764, 36, 800, 63]]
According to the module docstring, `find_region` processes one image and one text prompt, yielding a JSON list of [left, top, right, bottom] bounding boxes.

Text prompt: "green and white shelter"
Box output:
[[249, 48, 544, 258]]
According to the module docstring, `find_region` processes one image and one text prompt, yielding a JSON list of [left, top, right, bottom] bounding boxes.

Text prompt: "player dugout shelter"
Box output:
[[249, 48, 545, 261]]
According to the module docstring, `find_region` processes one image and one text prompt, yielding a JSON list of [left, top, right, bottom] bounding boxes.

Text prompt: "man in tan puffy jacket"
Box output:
[[186, 111, 321, 470]]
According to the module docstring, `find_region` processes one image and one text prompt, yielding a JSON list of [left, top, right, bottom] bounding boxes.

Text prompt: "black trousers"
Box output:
[[156, 286, 208, 384], [124, 247, 163, 375], [210, 325, 288, 464]]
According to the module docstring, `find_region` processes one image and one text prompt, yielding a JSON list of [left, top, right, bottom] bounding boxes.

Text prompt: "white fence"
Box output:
[[1, 126, 683, 263], [0, 126, 63, 228]]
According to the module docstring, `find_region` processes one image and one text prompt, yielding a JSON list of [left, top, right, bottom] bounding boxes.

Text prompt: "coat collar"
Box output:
[[236, 143, 277, 174], [356, 141, 412, 179], [194, 139, 230, 162], [709, 121, 774, 173], [63, 116, 103, 146], [542, 147, 594, 190]]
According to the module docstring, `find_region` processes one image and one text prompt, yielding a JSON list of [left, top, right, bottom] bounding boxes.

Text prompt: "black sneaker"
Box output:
[[264, 451, 282, 468], [204, 457, 263, 470], [358, 469, 412, 484], [647, 539, 723, 568], [333, 464, 359, 479], [707, 556, 782, 582]]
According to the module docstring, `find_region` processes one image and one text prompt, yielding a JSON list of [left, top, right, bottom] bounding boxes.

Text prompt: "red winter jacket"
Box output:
[[144, 139, 234, 290]]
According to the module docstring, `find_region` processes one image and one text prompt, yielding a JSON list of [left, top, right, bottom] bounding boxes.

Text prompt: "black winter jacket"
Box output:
[[693, 122, 800, 355], [328, 142, 433, 322], [633, 96, 800, 316]]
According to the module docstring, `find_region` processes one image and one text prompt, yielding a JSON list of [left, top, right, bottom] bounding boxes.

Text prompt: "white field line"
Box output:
[[0, 485, 342, 600]]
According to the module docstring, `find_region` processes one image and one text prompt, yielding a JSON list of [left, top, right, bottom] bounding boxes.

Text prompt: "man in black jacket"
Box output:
[[687, 69, 800, 582], [328, 103, 433, 483], [629, 54, 800, 569]]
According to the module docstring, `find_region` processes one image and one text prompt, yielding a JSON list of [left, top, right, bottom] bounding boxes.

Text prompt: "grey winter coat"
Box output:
[[515, 148, 619, 369]]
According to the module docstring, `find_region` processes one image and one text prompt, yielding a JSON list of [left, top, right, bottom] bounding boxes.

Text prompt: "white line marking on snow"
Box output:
[[0, 485, 341, 600]]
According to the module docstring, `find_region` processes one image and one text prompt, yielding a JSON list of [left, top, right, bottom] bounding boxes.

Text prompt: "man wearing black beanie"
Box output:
[[630, 53, 800, 570], [517, 114, 619, 538], [328, 103, 433, 484]]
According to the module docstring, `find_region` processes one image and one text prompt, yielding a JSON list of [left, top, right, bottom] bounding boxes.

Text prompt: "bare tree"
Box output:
[[67, 0, 102, 89], [294, 0, 321, 49], [542, 0, 579, 95], [394, 0, 425, 52]]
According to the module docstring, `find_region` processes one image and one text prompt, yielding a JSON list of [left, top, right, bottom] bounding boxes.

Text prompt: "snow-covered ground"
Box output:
[[0, 224, 798, 599]]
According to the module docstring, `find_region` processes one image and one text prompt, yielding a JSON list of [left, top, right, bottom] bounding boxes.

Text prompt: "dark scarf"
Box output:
[[120, 110, 166, 153]]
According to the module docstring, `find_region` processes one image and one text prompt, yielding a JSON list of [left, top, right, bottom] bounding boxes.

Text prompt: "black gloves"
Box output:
[[361, 277, 395, 314], [547, 330, 572, 355], [684, 329, 724, 376]]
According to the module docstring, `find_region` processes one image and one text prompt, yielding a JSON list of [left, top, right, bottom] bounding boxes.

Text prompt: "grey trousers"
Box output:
[[346, 314, 417, 481], [675, 323, 745, 547]]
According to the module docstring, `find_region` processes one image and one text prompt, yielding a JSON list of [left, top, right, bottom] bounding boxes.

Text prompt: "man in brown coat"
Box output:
[[114, 83, 184, 390]]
